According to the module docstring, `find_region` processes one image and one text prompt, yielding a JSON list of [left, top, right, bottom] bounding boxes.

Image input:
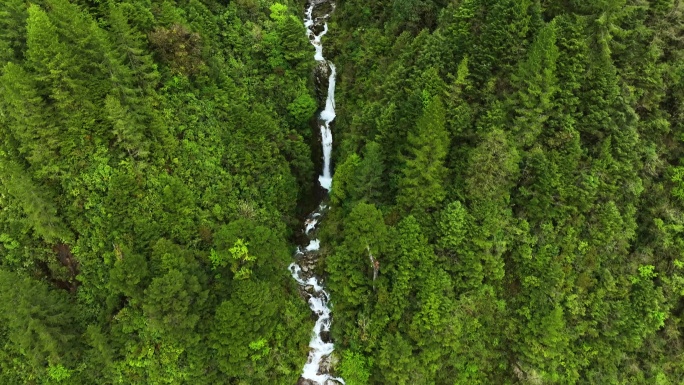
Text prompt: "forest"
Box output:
[[0, 0, 683, 384]]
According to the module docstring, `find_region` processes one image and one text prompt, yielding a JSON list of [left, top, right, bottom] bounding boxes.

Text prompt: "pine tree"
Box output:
[[0, 270, 81, 378], [0, 155, 72, 242], [210, 279, 280, 381], [396, 96, 449, 220], [104, 94, 150, 158], [328, 202, 388, 320], [353, 141, 386, 204], [0, 62, 60, 178], [511, 21, 559, 147], [437, 201, 483, 290], [25, 2, 107, 176], [106, 1, 160, 94], [0, 0, 28, 64]]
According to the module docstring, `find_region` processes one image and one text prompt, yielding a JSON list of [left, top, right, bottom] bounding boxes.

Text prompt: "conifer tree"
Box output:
[[353, 141, 386, 204], [0, 156, 72, 242], [0, 270, 81, 379], [396, 96, 449, 220], [0, 0, 27, 64], [511, 21, 559, 147], [0, 62, 53, 174], [328, 202, 388, 325]]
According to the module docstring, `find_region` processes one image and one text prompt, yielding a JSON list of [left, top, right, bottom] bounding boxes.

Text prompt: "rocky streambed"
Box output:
[[288, 1, 345, 384]]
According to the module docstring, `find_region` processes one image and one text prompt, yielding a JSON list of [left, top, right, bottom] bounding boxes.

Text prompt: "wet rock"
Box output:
[[311, 1, 334, 19], [312, 23, 326, 36], [315, 59, 330, 75], [309, 0, 330, 6], [314, 63, 330, 106], [297, 378, 316, 385], [293, 2, 343, 384], [318, 354, 332, 373], [320, 330, 331, 343]]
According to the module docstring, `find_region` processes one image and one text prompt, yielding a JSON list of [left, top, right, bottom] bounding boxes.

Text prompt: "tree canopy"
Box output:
[[0, 0, 683, 384]]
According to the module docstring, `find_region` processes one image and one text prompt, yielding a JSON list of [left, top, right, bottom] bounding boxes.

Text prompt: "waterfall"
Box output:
[[304, 2, 336, 191], [288, 2, 345, 385], [318, 62, 335, 191]]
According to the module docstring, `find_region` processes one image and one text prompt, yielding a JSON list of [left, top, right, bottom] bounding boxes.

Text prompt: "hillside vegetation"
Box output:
[[0, 0, 684, 384], [0, 0, 316, 383], [323, 0, 684, 384]]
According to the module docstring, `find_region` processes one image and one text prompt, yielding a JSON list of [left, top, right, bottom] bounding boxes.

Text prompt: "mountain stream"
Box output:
[[288, 2, 345, 385]]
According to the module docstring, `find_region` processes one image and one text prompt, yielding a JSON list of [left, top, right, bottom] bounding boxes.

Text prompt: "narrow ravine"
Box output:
[[287, 2, 345, 385]]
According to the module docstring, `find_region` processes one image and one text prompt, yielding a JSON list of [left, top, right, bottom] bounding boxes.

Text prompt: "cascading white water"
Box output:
[[287, 2, 344, 385], [319, 63, 335, 191], [303, 2, 335, 191]]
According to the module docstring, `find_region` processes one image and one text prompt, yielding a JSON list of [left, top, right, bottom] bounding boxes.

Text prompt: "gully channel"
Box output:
[[287, 1, 345, 385]]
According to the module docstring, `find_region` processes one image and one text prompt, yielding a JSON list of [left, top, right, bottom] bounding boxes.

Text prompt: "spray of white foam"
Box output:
[[288, 261, 345, 384], [305, 218, 319, 235], [304, 5, 329, 61], [306, 239, 321, 251]]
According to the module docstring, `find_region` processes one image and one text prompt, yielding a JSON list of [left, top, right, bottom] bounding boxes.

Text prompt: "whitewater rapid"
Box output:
[[304, 2, 335, 191], [287, 2, 344, 384]]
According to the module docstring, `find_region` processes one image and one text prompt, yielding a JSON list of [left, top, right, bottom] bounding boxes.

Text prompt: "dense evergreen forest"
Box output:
[[0, 0, 318, 383], [1, 0, 684, 384], [323, 0, 684, 383]]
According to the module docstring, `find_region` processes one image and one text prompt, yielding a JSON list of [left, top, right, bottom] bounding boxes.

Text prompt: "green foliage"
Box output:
[[0, 0, 315, 383], [47, 364, 71, 382], [248, 338, 271, 362], [210, 278, 305, 384], [0, 0, 27, 63], [330, 153, 361, 206], [339, 350, 372, 385], [353, 141, 387, 204], [321, 0, 684, 383], [287, 92, 317, 124], [1, 0, 684, 383], [396, 95, 449, 220], [0, 270, 81, 380], [229, 238, 255, 280], [0, 154, 73, 243]]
